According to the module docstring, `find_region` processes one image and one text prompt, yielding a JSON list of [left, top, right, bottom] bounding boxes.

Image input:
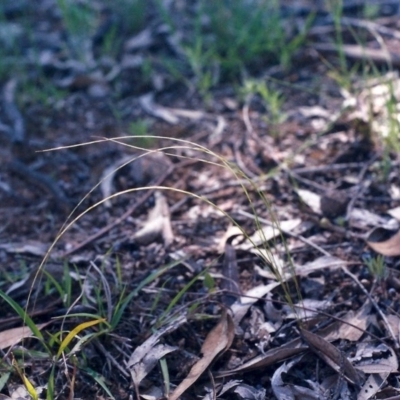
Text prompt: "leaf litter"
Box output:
[[2, 1, 400, 399]]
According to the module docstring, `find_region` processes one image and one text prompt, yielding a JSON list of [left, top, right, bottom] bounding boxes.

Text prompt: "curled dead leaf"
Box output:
[[169, 309, 234, 400], [366, 227, 400, 256], [133, 191, 174, 246], [300, 328, 362, 387], [127, 315, 186, 397]]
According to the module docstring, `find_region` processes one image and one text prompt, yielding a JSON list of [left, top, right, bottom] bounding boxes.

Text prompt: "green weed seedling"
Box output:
[[157, 0, 312, 97], [19, 71, 68, 108], [114, 0, 147, 33], [2, 262, 113, 397], [46, 317, 107, 400], [110, 258, 184, 330], [330, 0, 347, 71], [201, 0, 281, 80], [202, 0, 313, 76], [56, 0, 95, 61], [203, 271, 216, 293], [365, 254, 387, 283], [279, 11, 315, 69], [128, 120, 155, 148], [183, 35, 216, 101], [241, 79, 286, 129], [363, 4, 380, 19], [160, 357, 171, 398], [154, 268, 211, 329], [98, 0, 147, 58]]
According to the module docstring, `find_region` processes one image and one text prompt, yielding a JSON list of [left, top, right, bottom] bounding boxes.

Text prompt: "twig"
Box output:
[[345, 155, 378, 221], [242, 101, 254, 134], [3, 79, 25, 143], [342, 16, 400, 40], [93, 339, 130, 378], [313, 42, 400, 66], [292, 162, 367, 175], [8, 158, 71, 211], [287, 170, 333, 192]]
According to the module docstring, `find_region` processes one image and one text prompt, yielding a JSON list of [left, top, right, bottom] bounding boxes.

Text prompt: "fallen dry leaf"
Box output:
[[233, 382, 266, 399], [387, 206, 400, 221], [217, 340, 307, 377], [100, 154, 135, 208], [201, 379, 242, 400], [127, 314, 186, 396], [271, 358, 300, 400], [296, 189, 322, 215], [271, 356, 327, 400], [323, 303, 371, 342], [169, 309, 234, 400], [130, 344, 176, 390], [0, 323, 49, 350], [300, 328, 361, 386], [241, 219, 302, 250], [352, 342, 398, 374], [386, 314, 400, 341], [231, 283, 281, 326], [366, 227, 400, 256], [133, 190, 174, 246], [358, 373, 390, 400], [350, 208, 389, 228]]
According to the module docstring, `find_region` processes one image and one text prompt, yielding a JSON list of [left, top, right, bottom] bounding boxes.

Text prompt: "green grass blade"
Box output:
[[0, 291, 45, 342], [81, 367, 116, 400]]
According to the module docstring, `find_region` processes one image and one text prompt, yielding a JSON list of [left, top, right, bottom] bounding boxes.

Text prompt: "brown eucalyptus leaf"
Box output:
[[231, 283, 281, 326], [100, 154, 134, 208], [0, 323, 49, 350], [323, 303, 371, 342], [300, 328, 361, 386], [233, 383, 267, 400], [387, 206, 400, 221], [169, 310, 234, 400], [386, 314, 400, 341], [271, 358, 299, 400], [296, 189, 321, 215], [241, 219, 301, 249], [217, 342, 307, 377], [358, 373, 390, 400], [353, 342, 398, 374], [129, 344, 177, 390], [366, 227, 400, 256], [127, 315, 186, 391]]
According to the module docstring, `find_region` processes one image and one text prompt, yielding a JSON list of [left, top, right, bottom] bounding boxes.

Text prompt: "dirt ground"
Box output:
[[1, 1, 400, 399]]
